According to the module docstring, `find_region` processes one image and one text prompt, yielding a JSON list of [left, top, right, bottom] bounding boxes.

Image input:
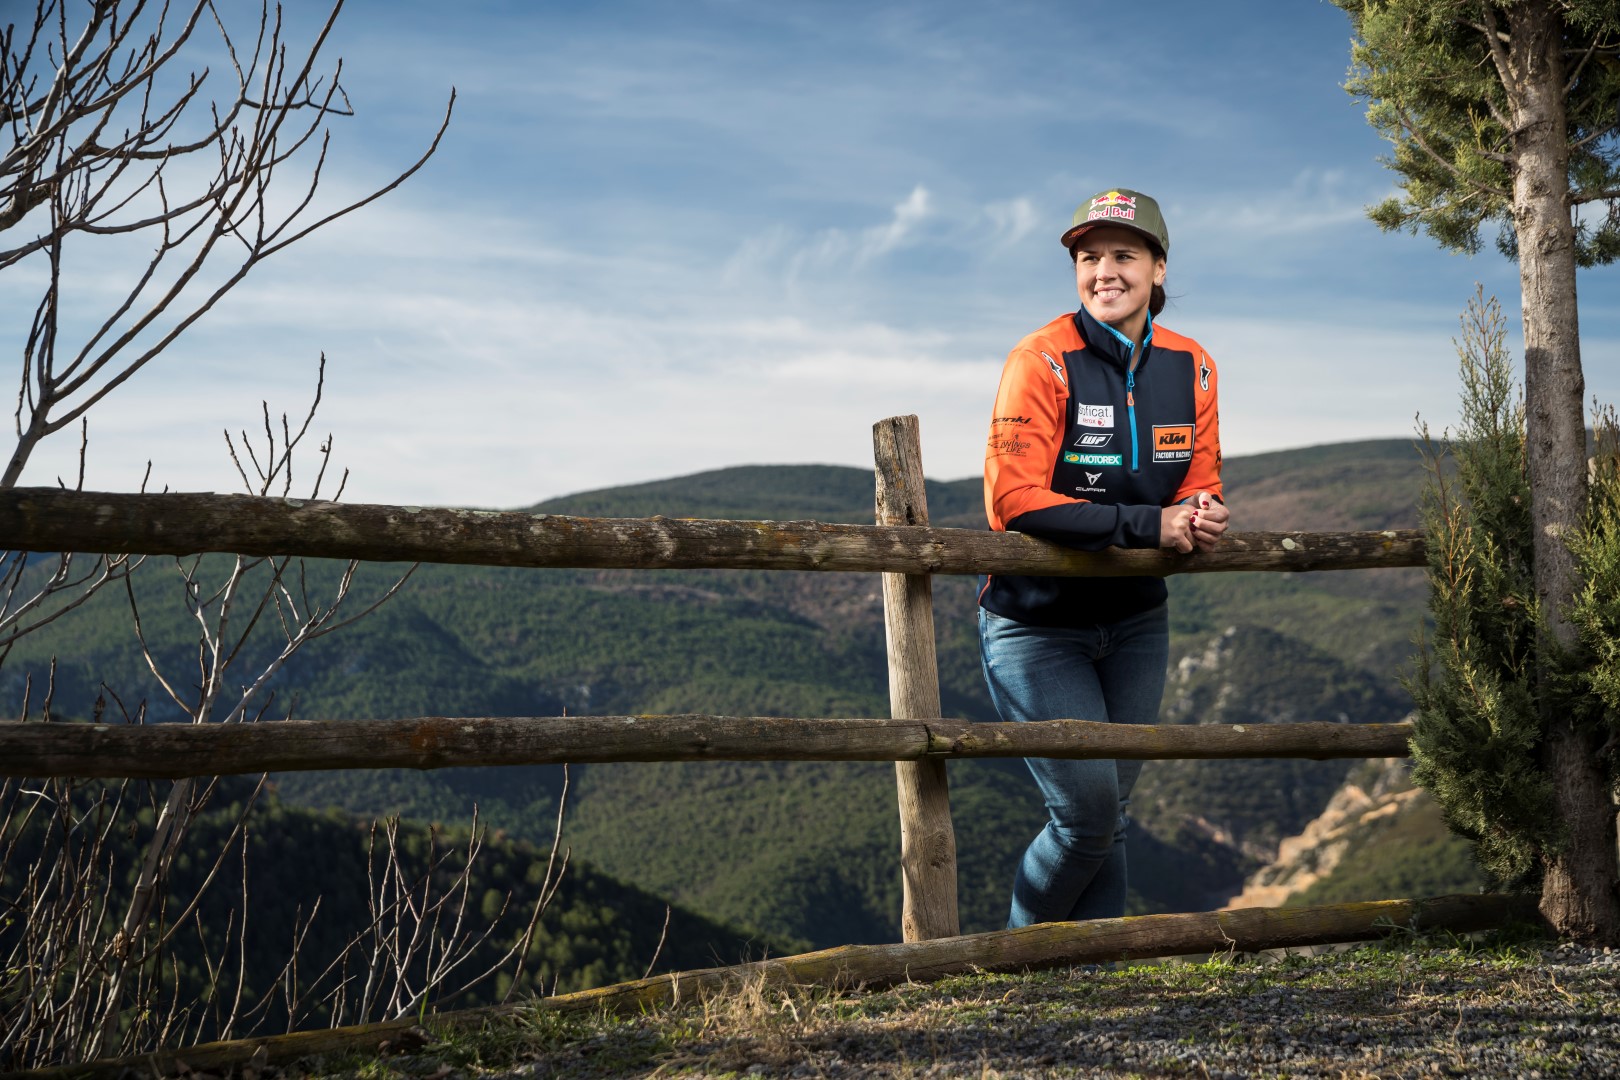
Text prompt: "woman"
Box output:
[[979, 187, 1228, 926]]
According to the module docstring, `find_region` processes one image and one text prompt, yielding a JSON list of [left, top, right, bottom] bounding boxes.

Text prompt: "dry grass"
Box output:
[[297, 933, 1619, 1079]]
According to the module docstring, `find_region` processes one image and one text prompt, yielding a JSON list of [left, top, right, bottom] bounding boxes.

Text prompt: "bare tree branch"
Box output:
[[1, 0, 453, 487]]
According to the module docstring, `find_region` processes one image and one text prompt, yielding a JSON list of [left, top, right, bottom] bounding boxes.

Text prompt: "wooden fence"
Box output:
[[0, 414, 1432, 949]]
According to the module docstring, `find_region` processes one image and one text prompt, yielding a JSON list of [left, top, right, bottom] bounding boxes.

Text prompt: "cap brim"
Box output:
[[1060, 220, 1165, 255]]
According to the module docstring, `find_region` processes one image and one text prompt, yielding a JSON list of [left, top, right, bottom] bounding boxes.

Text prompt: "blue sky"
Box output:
[[10, 0, 1618, 508]]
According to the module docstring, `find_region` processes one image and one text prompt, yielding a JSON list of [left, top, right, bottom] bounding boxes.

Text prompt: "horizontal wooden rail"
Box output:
[[0, 488, 1424, 576], [0, 715, 1414, 779], [545, 892, 1532, 1013], [21, 894, 1534, 1080]]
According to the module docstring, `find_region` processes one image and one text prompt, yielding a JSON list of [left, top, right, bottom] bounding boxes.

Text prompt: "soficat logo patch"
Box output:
[[1074, 403, 1113, 429]]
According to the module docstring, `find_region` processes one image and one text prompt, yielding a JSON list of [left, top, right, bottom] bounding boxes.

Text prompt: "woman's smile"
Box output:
[[1071, 224, 1166, 346]]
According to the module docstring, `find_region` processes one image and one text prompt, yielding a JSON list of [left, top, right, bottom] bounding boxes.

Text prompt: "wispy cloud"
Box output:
[[982, 197, 1038, 251], [860, 186, 932, 262]]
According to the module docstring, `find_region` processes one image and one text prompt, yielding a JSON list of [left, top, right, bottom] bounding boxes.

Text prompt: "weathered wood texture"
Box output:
[[0, 488, 1423, 576], [875, 415, 959, 942], [543, 893, 1534, 1014], [0, 716, 1416, 779], [21, 895, 1533, 1080]]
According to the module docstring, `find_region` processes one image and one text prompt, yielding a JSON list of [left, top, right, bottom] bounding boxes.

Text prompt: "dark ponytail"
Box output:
[[1148, 239, 1167, 317]]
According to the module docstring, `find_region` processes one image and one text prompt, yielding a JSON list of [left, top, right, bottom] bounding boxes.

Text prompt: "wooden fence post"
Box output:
[[873, 414, 960, 941]]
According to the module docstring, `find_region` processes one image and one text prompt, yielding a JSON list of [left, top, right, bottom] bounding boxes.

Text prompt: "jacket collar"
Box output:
[[1073, 303, 1154, 371]]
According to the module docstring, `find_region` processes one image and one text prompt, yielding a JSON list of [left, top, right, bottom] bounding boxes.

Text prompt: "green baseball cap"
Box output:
[[1060, 188, 1170, 256]]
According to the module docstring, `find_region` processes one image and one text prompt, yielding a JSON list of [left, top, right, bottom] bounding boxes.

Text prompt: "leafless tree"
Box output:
[[0, 365, 570, 1067], [0, 368, 397, 1064], [1, 0, 452, 488], [0, 0, 451, 675], [310, 784, 569, 1030], [0, 1, 560, 1070]]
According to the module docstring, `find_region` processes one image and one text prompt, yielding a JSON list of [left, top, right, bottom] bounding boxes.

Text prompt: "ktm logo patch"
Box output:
[[1152, 424, 1194, 463]]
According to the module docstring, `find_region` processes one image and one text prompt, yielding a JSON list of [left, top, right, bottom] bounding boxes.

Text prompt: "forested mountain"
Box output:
[[7, 438, 1479, 952], [2, 776, 778, 1043]]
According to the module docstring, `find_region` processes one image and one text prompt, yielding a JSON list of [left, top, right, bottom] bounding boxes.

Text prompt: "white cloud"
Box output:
[[722, 185, 936, 285], [1176, 168, 1376, 240], [857, 185, 932, 263], [982, 197, 1038, 250]]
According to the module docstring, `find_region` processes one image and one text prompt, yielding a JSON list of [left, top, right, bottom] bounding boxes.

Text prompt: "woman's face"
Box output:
[[1071, 226, 1166, 342]]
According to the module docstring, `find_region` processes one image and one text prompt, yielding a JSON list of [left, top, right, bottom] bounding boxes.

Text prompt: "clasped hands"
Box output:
[[1160, 492, 1228, 554]]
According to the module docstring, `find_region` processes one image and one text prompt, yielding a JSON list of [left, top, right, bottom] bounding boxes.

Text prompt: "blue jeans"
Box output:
[[978, 603, 1169, 927]]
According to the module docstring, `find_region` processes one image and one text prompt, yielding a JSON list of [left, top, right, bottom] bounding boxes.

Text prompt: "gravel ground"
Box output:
[[441, 941, 1620, 1079]]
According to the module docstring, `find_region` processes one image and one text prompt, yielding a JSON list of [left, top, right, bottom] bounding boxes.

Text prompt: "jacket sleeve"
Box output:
[[983, 347, 1160, 551], [1171, 344, 1223, 505]]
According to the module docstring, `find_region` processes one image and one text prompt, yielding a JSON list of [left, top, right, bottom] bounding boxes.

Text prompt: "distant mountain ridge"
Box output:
[[6, 438, 1478, 949]]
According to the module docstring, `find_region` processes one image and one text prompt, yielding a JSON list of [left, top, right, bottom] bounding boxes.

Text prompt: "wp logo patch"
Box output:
[[1152, 424, 1194, 463]]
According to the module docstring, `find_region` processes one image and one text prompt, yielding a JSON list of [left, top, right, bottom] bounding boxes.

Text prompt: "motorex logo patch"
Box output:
[[1062, 452, 1123, 466]]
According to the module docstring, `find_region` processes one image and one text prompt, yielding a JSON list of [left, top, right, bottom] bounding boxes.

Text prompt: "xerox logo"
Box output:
[[1152, 424, 1194, 463], [1074, 403, 1113, 429], [1074, 432, 1113, 448]]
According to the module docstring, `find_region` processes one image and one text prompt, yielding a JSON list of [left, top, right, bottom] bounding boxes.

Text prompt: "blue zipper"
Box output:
[[1127, 363, 1139, 473], [1081, 307, 1149, 473]]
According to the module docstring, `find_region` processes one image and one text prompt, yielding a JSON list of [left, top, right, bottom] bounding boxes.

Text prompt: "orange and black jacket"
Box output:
[[980, 304, 1222, 627]]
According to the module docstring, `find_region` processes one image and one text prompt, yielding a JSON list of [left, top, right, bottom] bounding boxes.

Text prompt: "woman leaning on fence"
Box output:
[[978, 188, 1229, 927]]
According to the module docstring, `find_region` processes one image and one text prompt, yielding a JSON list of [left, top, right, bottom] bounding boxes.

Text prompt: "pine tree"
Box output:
[[1413, 294, 1620, 932], [1334, 0, 1620, 942], [1411, 294, 1553, 887]]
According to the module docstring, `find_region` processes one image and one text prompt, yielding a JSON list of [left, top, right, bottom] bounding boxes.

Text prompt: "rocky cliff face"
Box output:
[[1133, 625, 1415, 881], [1223, 758, 1422, 908]]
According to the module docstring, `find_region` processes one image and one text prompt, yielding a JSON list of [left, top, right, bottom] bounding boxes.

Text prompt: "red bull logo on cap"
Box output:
[[1087, 189, 1137, 222]]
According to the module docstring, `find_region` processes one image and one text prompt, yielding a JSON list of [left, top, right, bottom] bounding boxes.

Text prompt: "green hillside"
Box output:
[[4, 439, 1479, 950]]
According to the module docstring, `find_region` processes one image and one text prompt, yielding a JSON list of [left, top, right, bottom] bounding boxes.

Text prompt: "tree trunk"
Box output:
[[1504, 0, 1619, 943], [2, 410, 50, 489]]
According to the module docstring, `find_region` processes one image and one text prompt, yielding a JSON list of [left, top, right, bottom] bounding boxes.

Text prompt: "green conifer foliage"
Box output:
[[1334, 0, 1620, 263], [1336, 0, 1620, 942], [1411, 292, 1620, 888], [1564, 413, 1620, 745], [1411, 294, 1551, 885]]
